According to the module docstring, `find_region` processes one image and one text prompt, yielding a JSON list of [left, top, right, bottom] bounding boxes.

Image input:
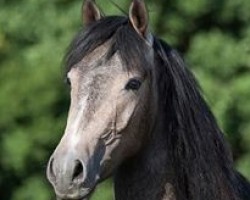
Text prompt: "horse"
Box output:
[[46, 0, 250, 200]]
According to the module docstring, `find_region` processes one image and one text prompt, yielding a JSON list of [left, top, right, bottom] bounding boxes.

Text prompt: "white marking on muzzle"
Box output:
[[67, 95, 88, 148]]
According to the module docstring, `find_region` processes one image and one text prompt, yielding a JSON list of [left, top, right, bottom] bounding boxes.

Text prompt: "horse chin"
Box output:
[[55, 185, 96, 200], [56, 191, 93, 200], [56, 170, 107, 200]]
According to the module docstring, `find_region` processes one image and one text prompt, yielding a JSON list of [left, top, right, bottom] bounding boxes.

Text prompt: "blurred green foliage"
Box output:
[[0, 0, 249, 199]]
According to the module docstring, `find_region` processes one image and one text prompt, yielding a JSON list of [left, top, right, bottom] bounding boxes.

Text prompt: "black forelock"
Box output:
[[65, 16, 152, 76]]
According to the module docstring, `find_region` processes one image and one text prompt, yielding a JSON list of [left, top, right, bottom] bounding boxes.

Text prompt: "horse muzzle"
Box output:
[[46, 152, 97, 200]]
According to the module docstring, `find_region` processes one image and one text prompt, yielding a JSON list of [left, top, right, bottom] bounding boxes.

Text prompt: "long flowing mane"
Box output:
[[153, 38, 250, 200], [64, 16, 250, 200]]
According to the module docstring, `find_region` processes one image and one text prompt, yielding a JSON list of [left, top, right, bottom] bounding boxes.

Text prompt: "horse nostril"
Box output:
[[47, 158, 56, 183], [72, 160, 84, 183]]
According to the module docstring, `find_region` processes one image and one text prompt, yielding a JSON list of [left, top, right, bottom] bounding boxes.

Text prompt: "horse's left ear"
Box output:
[[129, 0, 152, 43], [82, 0, 102, 26]]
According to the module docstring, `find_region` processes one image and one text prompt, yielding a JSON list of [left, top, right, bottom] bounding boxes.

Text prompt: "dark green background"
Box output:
[[0, 0, 249, 199]]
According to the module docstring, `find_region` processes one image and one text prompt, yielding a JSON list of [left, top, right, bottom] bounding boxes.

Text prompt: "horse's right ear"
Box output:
[[82, 0, 102, 26]]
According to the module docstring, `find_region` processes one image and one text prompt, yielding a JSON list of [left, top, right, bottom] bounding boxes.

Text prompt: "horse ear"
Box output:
[[82, 0, 102, 26], [129, 0, 150, 41]]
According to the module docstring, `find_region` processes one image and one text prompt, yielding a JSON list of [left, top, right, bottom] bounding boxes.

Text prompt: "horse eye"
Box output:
[[125, 78, 142, 90]]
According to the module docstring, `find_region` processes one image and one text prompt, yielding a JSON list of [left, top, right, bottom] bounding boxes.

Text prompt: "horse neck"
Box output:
[[114, 102, 243, 200], [114, 115, 176, 200]]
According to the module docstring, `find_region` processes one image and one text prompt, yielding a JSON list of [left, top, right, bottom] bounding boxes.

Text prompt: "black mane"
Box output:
[[65, 16, 250, 200], [153, 38, 250, 200]]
